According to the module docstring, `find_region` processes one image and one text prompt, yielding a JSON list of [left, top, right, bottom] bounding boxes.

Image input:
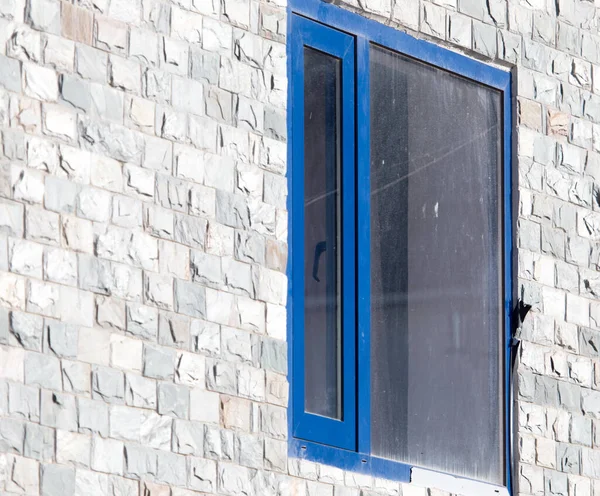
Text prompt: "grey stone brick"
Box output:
[[5, 455, 40, 493], [92, 365, 125, 403], [156, 451, 187, 486], [158, 312, 189, 348], [60, 74, 92, 111], [77, 397, 109, 436], [158, 382, 189, 419], [174, 213, 207, 249], [191, 319, 220, 355], [206, 360, 236, 394], [76, 44, 108, 82], [191, 250, 223, 288], [125, 373, 157, 409], [144, 68, 171, 101], [46, 320, 78, 358], [25, 352, 61, 389], [112, 195, 143, 228], [236, 433, 263, 469], [12, 167, 44, 204], [174, 280, 206, 318], [146, 205, 175, 239], [188, 457, 216, 493], [173, 419, 204, 456], [131, 28, 159, 66], [216, 191, 250, 229], [222, 257, 253, 297], [108, 475, 138, 496], [8, 382, 39, 421], [0, 199, 25, 237], [41, 464, 75, 496], [143, 344, 176, 380], [558, 381, 581, 412], [261, 337, 286, 374], [144, 273, 174, 311], [10, 311, 43, 351], [26, 206, 60, 245], [62, 360, 91, 395], [264, 437, 286, 472], [218, 463, 249, 496], [204, 425, 234, 460], [41, 391, 77, 430], [0, 417, 24, 454], [126, 303, 158, 340], [74, 469, 108, 496], [124, 444, 157, 478], [24, 423, 54, 461], [0, 54, 21, 92], [259, 403, 286, 439]]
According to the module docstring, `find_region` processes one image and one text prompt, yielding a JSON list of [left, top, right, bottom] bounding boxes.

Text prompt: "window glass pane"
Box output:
[[369, 45, 504, 484], [304, 47, 342, 419]]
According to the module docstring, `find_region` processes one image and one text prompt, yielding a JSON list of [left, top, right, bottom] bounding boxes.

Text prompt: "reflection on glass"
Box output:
[[369, 45, 504, 484], [303, 48, 342, 420]]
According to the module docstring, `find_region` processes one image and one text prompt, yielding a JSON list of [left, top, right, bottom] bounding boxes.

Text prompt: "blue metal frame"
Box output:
[[290, 14, 357, 451], [287, 1, 514, 490]]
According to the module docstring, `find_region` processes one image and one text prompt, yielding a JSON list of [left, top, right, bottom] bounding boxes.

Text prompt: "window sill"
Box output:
[[411, 467, 509, 496], [289, 438, 510, 496]]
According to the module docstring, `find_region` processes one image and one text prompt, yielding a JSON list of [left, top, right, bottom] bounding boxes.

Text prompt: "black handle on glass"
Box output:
[[312, 241, 327, 282]]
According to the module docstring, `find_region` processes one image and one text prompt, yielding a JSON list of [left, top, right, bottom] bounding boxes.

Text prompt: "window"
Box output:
[[289, 6, 513, 492]]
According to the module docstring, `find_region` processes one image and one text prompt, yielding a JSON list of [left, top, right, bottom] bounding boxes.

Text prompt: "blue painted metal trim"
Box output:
[[290, 438, 412, 483], [291, 1, 509, 91], [288, 2, 514, 491], [356, 35, 371, 457], [289, 14, 357, 452]]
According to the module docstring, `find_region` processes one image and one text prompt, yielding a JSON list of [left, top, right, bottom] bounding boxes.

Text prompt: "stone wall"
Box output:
[[0, 0, 598, 495]]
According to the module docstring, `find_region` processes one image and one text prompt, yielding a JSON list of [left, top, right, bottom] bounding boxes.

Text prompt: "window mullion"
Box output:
[[356, 35, 371, 457]]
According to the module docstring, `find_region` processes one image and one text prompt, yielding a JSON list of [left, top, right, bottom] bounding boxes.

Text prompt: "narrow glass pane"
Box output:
[[304, 48, 342, 419], [369, 45, 504, 484]]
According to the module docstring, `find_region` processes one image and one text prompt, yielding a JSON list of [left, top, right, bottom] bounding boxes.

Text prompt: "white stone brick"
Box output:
[[23, 63, 58, 101]]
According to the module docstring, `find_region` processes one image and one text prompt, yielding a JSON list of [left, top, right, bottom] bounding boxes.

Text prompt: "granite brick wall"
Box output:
[[0, 0, 598, 495]]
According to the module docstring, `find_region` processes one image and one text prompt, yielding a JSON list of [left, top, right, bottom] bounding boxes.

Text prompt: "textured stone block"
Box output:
[[56, 430, 91, 467], [190, 388, 219, 423], [25, 351, 61, 389], [157, 382, 189, 419], [92, 365, 125, 403], [125, 373, 156, 409], [189, 457, 216, 492], [62, 2, 93, 44], [8, 382, 39, 422], [6, 455, 39, 494], [75, 469, 108, 496], [173, 419, 204, 456], [10, 310, 43, 350], [143, 344, 176, 380], [41, 391, 77, 430], [91, 436, 124, 474], [41, 463, 75, 496], [124, 444, 157, 478]]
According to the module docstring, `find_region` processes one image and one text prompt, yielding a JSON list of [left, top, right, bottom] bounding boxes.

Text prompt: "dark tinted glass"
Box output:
[[303, 48, 342, 419], [369, 45, 504, 484]]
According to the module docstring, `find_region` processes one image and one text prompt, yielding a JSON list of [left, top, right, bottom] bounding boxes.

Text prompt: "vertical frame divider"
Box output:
[[356, 35, 371, 456]]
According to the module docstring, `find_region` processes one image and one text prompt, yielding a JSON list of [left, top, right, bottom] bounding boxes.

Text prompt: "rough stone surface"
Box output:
[[0, 0, 597, 495]]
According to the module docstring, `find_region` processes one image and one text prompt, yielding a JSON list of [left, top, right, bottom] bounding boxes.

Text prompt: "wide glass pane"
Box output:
[[369, 45, 504, 484], [304, 48, 342, 419]]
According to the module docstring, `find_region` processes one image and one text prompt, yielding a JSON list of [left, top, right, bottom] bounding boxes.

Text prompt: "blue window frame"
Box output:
[[287, 1, 514, 491]]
